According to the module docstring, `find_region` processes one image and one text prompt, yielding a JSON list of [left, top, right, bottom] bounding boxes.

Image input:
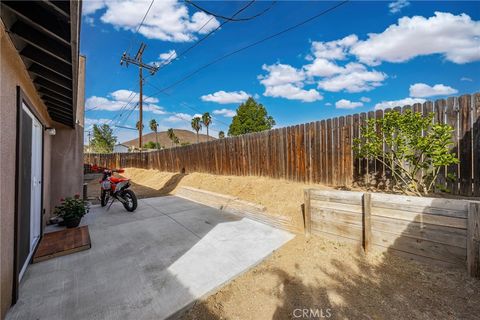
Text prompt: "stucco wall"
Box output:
[[49, 55, 85, 213], [0, 23, 54, 319]]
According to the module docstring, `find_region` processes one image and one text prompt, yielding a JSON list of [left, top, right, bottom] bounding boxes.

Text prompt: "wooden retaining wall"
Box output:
[[304, 189, 480, 277], [85, 93, 480, 197], [176, 187, 301, 233]]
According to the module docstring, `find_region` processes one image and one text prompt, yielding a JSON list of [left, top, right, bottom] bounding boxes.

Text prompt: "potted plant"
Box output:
[[54, 195, 88, 228]]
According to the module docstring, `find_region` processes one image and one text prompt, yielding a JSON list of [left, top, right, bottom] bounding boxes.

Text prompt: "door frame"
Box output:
[[12, 86, 45, 304]]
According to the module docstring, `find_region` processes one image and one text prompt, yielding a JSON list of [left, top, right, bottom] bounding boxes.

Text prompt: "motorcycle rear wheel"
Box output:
[[122, 189, 137, 212], [100, 190, 109, 207]]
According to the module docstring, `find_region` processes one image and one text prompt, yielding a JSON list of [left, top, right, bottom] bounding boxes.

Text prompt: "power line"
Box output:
[[148, 0, 349, 95], [144, 79, 231, 127], [125, 0, 156, 54], [156, 0, 258, 70], [185, 0, 276, 22]]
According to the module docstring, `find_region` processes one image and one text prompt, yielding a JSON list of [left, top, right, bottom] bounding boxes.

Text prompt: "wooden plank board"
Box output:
[[33, 226, 91, 263], [459, 95, 472, 195], [311, 219, 363, 241], [371, 230, 466, 265], [308, 189, 364, 202], [446, 97, 460, 194], [310, 199, 363, 214], [371, 215, 466, 248], [468, 202, 480, 277], [371, 206, 467, 229], [311, 207, 363, 226], [474, 93, 480, 197], [370, 193, 468, 213]]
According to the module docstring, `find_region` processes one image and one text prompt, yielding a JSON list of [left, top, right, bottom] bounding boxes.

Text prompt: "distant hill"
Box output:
[[122, 129, 214, 149]]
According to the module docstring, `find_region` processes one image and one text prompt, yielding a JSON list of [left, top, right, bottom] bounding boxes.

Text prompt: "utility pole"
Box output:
[[120, 43, 158, 151]]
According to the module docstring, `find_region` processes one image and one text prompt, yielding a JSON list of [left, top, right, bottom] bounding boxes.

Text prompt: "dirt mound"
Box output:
[[121, 168, 332, 230], [122, 129, 213, 148]]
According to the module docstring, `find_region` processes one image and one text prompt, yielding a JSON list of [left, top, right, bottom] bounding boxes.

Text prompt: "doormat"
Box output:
[[33, 226, 91, 263]]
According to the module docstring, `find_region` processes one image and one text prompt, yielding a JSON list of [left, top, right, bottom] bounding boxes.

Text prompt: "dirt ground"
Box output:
[[86, 168, 332, 230], [85, 168, 480, 320], [182, 235, 480, 320]]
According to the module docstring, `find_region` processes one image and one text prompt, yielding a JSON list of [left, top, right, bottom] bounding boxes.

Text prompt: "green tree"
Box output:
[[167, 128, 176, 147], [191, 117, 202, 143], [90, 124, 117, 153], [228, 97, 275, 136], [218, 131, 225, 138], [143, 141, 162, 149], [353, 110, 459, 196], [173, 136, 180, 146], [201, 112, 212, 141], [149, 119, 160, 150]]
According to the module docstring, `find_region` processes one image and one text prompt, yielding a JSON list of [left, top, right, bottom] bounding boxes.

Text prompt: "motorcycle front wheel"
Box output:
[[121, 189, 137, 212]]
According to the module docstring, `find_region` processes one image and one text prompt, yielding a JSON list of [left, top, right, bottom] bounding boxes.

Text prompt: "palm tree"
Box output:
[[191, 117, 202, 143], [136, 121, 144, 131], [218, 131, 225, 138], [173, 136, 180, 146], [167, 128, 175, 147], [149, 119, 159, 149], [201, 112, 212, 141]]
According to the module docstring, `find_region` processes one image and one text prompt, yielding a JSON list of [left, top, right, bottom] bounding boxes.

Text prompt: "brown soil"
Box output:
[[85, 168, 480, 319], [86, 168, 332, 230], [182, 235, 480, 320]]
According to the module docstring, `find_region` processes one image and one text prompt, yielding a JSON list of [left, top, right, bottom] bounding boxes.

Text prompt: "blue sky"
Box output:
[[81, 0, 480, 143]]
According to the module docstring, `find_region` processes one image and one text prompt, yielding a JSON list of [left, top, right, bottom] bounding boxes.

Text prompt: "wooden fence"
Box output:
[[304, 189, 480, 277], [85, 93, 480, 197]]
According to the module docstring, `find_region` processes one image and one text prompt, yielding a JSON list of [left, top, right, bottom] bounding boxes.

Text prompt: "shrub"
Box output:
[[54, 195, 88, 220], [353, 110, 458, 196]]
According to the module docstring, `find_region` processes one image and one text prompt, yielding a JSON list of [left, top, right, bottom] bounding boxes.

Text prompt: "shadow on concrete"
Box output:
[[7, 195, 293, 320], [180, 197, 480, 320]]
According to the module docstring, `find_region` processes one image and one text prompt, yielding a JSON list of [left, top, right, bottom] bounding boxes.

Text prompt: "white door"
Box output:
[[19, 104, 42, 280]]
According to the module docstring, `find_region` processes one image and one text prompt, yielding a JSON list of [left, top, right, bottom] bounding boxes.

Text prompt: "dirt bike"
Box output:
[[99, 169, 137, 212]]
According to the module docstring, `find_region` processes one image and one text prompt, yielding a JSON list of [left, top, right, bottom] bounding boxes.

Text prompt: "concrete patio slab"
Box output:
[[6, 196, 294, 320]]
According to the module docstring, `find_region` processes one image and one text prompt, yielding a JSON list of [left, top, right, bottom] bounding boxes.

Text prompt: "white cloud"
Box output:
[[317, 63, 386, 93], [310, 35, 358, 61], [83, 0, 106, 15], [201, 91, 250, 104], [84, 118, 110, 128], [212, 108, 236, 117], [389, 0, 410, 14], [159, 50, 177, 62], [325, 102, 332, 106], [335, 99, 363, 109], [259, 64, 323, 102], [304, 58, 344, 77], [264, 84, 322, 102], [409, 83, 458, 98], [351, 12, 480, 65], [360, 97, 371, 103], [84, 16, 95, 26], [85, 0, 220, 42], [85, 89, 165, 114], [461, 77, 473, 82], [164, 112, 202, 123], [374, 97, 426, 110]]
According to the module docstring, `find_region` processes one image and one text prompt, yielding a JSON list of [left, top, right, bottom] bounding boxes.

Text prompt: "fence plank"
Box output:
[[446, 97, 460, 194], [459, 95, 472, 195], [474, 94, 480, 197]]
